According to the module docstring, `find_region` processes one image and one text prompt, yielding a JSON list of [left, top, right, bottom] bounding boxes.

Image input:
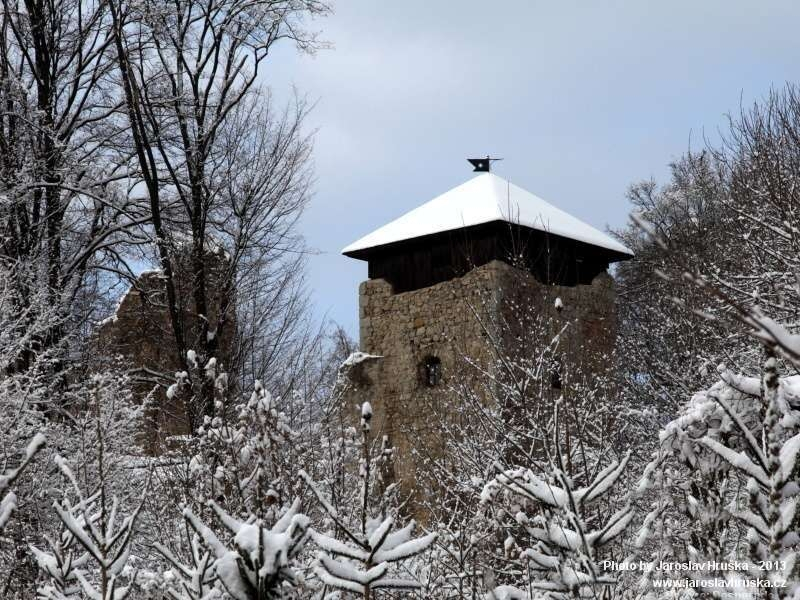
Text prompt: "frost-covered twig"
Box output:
[[154, 532, 218, 600], [0, 432, 46, 533]]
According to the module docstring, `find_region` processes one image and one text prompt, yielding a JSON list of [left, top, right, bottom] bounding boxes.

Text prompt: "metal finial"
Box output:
[[467, 155, 503, 172]]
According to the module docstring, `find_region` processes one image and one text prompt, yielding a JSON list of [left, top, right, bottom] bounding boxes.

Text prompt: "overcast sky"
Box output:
[[265, 0, 800, 339]]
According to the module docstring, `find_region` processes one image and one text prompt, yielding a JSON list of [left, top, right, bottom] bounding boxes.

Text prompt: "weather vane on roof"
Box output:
[[467, 155, 503, 172]]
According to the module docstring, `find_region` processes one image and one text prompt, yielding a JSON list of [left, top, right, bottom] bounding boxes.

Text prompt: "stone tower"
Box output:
[[341, 168, 632, 513]]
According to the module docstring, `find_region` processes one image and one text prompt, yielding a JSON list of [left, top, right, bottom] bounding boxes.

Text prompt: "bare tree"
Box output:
[[0, 0, 152, 364], [614, 84, 800, 423], [107, 0, 328, 429]]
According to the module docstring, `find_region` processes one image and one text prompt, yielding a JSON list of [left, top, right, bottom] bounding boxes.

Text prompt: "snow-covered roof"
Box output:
[[342, 173, 633, 258]]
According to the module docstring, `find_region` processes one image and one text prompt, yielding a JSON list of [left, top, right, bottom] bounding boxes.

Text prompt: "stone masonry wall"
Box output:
[[343, 259, 617, 517], [496, 264, 617, 369]]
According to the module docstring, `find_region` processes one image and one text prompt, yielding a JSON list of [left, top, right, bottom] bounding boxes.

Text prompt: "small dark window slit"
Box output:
[[421, 356, 442, 387]]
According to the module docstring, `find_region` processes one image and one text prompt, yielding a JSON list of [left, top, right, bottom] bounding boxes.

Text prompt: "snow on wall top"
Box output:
[[341, 173, 633, 257]]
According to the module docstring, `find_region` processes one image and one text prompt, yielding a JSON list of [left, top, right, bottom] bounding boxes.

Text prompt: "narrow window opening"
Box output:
[[420, 356, 442, 387]]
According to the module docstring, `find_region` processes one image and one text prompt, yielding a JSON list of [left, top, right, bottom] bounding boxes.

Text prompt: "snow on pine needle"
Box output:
[[30, 497, 96, 600], [298, 396, 435, 598], [300, 470, 436, 597], [154, 534, 218, 600], [636, 355, 800, 595], [479, 404, 633, 599], [49, 455, 144, 600], [181, 498, 310, 600]]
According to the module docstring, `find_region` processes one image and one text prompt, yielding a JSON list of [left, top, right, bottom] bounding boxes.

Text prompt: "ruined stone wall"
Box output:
[[343, 259, 617, 517], [94, 250, 234, 451]]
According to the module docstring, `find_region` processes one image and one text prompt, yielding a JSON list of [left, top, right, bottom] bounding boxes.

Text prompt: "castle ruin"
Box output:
[[94, 246, 235, 452]]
